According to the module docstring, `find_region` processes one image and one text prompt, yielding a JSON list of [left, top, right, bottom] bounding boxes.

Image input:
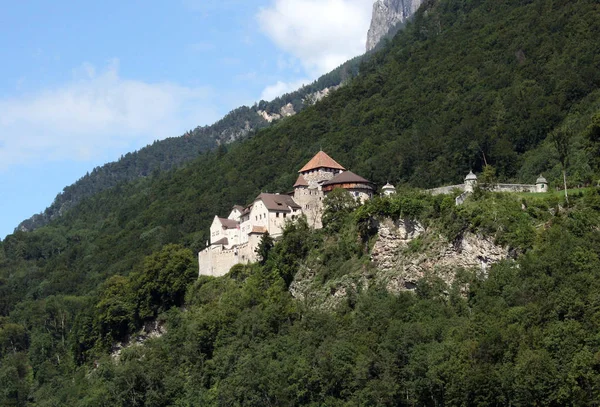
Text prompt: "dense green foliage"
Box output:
[[4, 188, 600, 405], [1, 0, 600, 404]]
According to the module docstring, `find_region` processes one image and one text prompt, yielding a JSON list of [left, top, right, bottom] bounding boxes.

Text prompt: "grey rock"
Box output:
[[371, 219, 510, 294], [366, 0, 424, 52]]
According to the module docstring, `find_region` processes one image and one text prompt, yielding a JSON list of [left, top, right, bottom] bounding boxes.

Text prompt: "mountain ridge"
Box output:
[[16, 56, 362, 233]]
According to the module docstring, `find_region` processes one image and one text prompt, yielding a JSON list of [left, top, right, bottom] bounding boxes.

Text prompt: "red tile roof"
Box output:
[[293, 174, 309, 188], [299, 151, 346, 173]]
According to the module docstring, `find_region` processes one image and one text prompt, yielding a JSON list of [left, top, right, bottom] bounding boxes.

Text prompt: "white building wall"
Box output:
[[226, 227, 240, 247], [268, 211, 289, 237], [228, 209, 242, 221], [239, 219, 252, 243], [250, 201, 269, 231], [209, 217, 226, 245]]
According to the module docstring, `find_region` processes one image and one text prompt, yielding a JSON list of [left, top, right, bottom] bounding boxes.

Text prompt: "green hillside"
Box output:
[[1, 0, 600, 404]]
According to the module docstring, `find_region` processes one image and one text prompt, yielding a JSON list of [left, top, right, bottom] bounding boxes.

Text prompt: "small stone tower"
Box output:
[[536, 175, 548, 193], [382, 182, 396, 196], [465, 171, 478, 193]]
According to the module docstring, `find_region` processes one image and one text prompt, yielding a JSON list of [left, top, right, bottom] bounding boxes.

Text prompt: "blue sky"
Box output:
[[0, 0, 375, 239]]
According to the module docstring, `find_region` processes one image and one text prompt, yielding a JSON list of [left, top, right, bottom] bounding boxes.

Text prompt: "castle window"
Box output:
[[276, 212, 280, 218], [283, 213, 287, 218]]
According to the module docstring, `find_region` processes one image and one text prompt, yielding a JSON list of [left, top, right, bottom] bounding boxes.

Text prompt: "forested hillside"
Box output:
[[1, 0, 600, 405]]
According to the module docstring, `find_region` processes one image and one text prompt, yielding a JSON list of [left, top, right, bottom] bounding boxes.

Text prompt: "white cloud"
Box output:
[[0, 60, 220, 170], [257, 0, 374, 76], [260, 79, 310, 101]]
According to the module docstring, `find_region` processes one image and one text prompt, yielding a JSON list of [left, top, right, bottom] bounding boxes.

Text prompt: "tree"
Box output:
[[479, 165, 498, 191], [95, 275, 136, 346], [585, 112, 600, 176], [550, 123, 574, 204], [322, 188, 359, 233], [255, 232, 274, 265], [0, 321, 28, 357], [133, 244, 197, 321]]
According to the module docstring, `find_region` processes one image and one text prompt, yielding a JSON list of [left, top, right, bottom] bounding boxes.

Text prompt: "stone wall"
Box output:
[[302, 169, 338, 184], [198, 239, 260, 277], [493, 184, 537, 193], [427, 184, 465, 195], [428, 182, 543, 202], [293, 187, 324, 228], [455, 191, 470, 205], [199, 246, 238, 277]]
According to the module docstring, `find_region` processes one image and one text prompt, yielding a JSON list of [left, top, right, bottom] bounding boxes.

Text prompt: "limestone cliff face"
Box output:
[[366, 0, 424, 51], [370, 219, 510, 294], [290, 218, 512, 309]]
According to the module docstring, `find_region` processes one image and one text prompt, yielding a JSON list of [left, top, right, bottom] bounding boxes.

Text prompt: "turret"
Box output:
[[536, 174, 548, 193], [382, 182, 396, 196], [465, 171, 478, 193]]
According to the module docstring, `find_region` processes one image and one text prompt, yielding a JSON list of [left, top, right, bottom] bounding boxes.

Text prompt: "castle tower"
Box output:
[[465, 171, 478, 193], [322, 171, 375, 203], [298, 150, 346, 185], [536, 174, 548, 193], [382, 182, 396, 196], [294, 151, 345, 228]]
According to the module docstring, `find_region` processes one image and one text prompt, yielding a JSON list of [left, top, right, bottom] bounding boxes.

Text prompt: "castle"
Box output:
[[198, 151, 375, 277], [198, 150, 549, 277]]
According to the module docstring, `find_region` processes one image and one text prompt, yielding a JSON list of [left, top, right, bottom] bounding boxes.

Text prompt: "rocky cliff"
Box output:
[[290, 218, 512, 309], [366, 0, 424, 51]]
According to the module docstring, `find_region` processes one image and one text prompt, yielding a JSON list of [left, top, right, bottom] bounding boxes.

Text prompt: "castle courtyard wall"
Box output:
[[493, 184, 537, 193], [427, 184, 466, 195], [199, 239, 260, 277], [199, 246, 239, 277]]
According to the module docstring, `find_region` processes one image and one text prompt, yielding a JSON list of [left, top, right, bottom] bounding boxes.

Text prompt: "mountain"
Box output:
[[366, 0, 424, 51], [1, 0, 600, 404], [16, 55, 363, 233]]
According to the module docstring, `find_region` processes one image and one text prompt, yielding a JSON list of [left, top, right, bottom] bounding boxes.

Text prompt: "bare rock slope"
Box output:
[[366, 0, 424, 51], [290, 218, 511, 309]]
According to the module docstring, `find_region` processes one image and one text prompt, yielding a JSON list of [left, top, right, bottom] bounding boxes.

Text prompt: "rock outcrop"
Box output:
[[110, 320, 166, 360], [258, 103, 297, 123], [290, 218, 512, 309], [371, 219, 510, 294], [303, 86, 341, 106], [366, 0, 424, 51]]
